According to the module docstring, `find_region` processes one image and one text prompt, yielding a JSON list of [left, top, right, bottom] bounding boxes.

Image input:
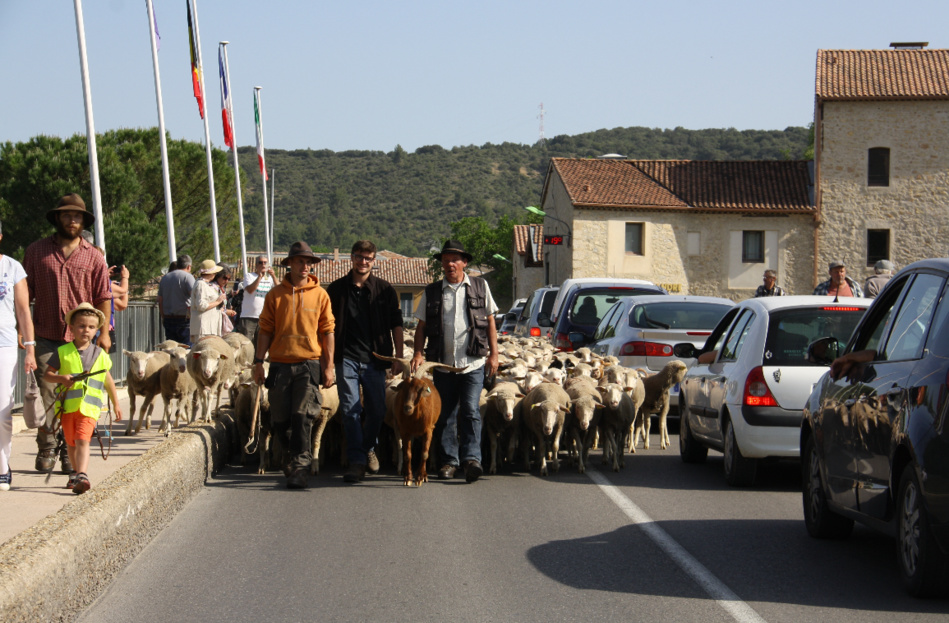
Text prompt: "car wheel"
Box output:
[[802, 435, 853, 539], [723, 417, 756, 487], [678, 400, 708, 464], [897, 467, 949, 597]]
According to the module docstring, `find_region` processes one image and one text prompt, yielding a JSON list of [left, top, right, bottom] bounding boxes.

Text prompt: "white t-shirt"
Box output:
[[0, 255, 27, 348], [239, 272, 275, 319]]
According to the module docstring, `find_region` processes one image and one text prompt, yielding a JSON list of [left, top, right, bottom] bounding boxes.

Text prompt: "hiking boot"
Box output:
[[438, 464, 457, 480], [72, 473, 91, 495], [464, 460, 483, 483], [66, 472, 78, 490], [60, 448, 73, 475], [366, 450, 380, 474], [35, 449, 56, 472], [344, 463, 367, 483], [286, 468, 308, 490], [0, 469, 11, 492]]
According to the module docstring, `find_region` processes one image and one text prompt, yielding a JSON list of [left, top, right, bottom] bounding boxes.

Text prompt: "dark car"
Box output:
[[498, 310, 522, 336], [800, 258, 949, 596]]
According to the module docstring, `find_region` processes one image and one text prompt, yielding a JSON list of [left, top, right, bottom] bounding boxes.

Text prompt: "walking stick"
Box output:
[[244, 383, 263, 454]]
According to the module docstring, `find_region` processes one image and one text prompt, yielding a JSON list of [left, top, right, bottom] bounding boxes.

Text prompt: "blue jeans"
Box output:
[[337, 358, 387, 466], [162, 317, 191, 346], [433, 366, 484, 467]]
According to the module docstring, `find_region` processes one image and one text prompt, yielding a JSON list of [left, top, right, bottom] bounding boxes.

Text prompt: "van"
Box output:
[[549, 278, 666, 351], [513, 285, 560, 339]]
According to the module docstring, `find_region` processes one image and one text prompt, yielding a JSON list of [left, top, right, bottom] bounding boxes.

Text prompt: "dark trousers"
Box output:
[[35, 336, 67, 453], [162, 316, 191, 346], [269, 360, 323, 470], [236, 317, 260, 349]]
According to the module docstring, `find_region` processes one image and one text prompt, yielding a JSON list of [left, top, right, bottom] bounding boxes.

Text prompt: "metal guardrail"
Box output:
[[12, 301, 162, 410]]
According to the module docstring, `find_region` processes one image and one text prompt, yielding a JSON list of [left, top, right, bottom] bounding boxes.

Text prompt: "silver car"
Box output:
[[590, 295, 735, 409]]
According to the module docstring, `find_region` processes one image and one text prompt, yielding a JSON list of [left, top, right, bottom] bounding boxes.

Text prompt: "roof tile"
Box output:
[[816, 49, 949, 100]]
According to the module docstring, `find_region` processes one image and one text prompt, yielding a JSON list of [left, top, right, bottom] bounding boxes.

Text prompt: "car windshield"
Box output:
[[568, 288, 653, 327], [764, 306, 867, 366], [629, 302, 733, 330]]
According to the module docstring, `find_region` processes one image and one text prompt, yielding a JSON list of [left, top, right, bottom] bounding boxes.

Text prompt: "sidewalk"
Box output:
[[2, 392, 175, 545]]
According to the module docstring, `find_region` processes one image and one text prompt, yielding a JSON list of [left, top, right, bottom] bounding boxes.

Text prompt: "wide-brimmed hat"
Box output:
[[198, 259, 224, 275], [433, 240, 473, 262], [65, 302, 106, 330], [47, 193, 95, 228], [281, 241, 321, 266]]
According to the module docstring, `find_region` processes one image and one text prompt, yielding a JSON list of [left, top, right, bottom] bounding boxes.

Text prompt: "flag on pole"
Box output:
[[153, 6, 161, 51], [186, 0, 204, 119], [254, 91, 268, 181], [218, 47, 233, 149]]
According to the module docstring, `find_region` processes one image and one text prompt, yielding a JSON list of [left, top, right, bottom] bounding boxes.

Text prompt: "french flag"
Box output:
[[218, 47, 233, 149]]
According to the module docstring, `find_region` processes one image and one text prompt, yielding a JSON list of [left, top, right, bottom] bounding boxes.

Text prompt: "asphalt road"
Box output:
[[78, 428, 948, 622]]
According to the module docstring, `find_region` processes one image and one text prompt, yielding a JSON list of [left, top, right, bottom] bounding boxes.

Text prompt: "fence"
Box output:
[[12, 301, 162, 410]]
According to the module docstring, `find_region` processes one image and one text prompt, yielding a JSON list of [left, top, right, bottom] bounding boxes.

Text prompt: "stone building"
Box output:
[[538, 158, 814, 299], [814, 46, 949, 285]]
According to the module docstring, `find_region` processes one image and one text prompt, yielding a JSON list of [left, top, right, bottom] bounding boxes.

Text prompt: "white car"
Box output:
[[674, 296, 871, 486], [589, 295, 735, 410]]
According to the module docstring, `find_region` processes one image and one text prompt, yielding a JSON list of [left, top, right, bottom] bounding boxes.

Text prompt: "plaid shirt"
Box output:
[[23, 235, 111, 341], [812, 276, 864, 298], [754, 284, 786, 297]]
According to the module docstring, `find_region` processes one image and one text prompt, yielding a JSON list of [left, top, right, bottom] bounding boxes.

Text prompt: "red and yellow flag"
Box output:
[[186, 0, 204, 119]]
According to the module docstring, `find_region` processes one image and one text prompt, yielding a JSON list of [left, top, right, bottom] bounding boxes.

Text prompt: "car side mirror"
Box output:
[[537, 312, 551, 327], [673, 343, 697, 359], [807, 337, 839, 366]]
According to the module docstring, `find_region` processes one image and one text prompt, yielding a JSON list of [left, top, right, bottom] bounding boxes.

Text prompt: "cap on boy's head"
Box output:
[[65, 302, 106, 330]]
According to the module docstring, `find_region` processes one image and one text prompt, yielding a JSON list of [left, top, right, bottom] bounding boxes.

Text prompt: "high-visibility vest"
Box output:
[[55, 342, 111, 420]]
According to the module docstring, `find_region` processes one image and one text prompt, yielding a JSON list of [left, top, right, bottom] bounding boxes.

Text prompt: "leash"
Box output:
[[95, 394, 114, 461], [244, 384, 263, 454]]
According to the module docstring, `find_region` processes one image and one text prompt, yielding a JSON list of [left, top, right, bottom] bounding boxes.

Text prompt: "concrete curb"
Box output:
[[0, 413, 236, 623]]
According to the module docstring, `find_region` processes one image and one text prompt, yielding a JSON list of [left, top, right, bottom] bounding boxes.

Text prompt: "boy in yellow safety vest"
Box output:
[[43, 303, 122, 494]]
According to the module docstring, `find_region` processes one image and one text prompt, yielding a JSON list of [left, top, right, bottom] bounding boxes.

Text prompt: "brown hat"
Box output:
[[47, 193, 95, 228], [433, 239, 473, 262], [65, 302, 106, 330], [281, 241, 321, 266]]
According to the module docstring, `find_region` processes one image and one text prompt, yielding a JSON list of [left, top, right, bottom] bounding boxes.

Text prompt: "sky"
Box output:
[[2, 0, 948, 153]]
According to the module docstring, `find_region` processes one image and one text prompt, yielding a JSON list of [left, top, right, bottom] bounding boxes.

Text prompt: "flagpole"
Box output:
[[73, 0, 105, 256], [254, 86, 271, 264], [145, 0, 176, 265], [190, 0, 220, 263], [270, 168, 276, 262], [220, 42, 247, 279]]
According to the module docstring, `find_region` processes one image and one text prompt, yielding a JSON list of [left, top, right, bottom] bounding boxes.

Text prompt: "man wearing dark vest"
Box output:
[[411, 240, 499, 483]]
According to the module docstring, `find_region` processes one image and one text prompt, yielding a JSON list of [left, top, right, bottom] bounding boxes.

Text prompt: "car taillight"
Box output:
[[554, 333, 574, 352], [744, 366, 778, 407], [821, 306, 862, 312], [530, 327, 541, 337], [620, 341, 673, 357]]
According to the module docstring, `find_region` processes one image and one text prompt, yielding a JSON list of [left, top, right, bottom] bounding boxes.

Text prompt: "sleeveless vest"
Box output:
[[56, 342, 110, 420], [423, 276, 490, 363]]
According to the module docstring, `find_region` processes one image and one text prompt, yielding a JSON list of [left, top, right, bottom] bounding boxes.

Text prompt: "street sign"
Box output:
[[543, 235, 564, 245]]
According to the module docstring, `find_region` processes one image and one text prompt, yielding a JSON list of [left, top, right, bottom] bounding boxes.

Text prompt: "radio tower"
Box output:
[[537, 102, 546, 146]]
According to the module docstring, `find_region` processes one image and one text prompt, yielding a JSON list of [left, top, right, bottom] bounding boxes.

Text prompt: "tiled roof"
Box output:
[[513, 224, 544, 266], [313, 257, 433, 286], [816, 49, 949, 101], [548, 158, 813, 214]]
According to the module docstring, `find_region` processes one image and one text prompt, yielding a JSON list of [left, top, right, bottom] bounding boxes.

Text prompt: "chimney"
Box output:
[[333, 247, 339, 262], [890, 42, 928, 49]]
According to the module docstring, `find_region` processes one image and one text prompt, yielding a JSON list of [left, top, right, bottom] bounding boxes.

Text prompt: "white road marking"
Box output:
[[587, 467, 768, 623]]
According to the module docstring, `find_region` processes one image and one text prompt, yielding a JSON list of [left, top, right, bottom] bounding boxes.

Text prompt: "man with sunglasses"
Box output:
[[326, 240, 404, 483], [237, 255, 275, 346]]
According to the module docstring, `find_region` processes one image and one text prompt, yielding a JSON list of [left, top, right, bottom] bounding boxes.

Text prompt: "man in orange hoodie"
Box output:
[[254, 241, 335, 489]]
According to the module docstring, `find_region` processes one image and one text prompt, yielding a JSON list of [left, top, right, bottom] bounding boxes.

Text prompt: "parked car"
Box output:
[[800, 259, 949, 596], [548, 278, 666, 351], [513, 285, 560, 339], [674, 295, 871, 487], [589, 295, 735, 410], [498, 308, 523, 336]]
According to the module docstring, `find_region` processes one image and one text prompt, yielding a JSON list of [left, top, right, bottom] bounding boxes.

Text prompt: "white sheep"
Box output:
[[186, 336, 237, 421], [158, 346, 197, 434], [597, 381, 637, 471], [564, 376, 603, 474], [521, 382, 571, 476], [481, 382, 524, 474], [123, 349, 171, 435]]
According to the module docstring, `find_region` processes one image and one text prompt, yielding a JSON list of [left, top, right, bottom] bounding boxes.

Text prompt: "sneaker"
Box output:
[[464, 460, 483, 483], [35, 449, 56, 472], [72, 473, 91, 495], [60, 449, 73, 475], [0, 469, 11, 491], [66, 472, 78, 490], [366, 450, 380, 474], [344, 463, 367, 484], [286, 468, 308, 490]]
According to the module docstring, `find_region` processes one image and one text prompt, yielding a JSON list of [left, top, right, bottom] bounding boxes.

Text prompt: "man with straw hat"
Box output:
[[254, 241, 335, 489], [23, 193, 111, 474]]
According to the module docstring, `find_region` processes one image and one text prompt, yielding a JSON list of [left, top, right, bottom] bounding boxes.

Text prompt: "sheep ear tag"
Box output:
[[193, 353, 201, 359]]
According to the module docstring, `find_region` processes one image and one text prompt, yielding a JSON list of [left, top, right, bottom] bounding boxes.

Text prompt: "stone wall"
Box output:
[[817, 100, 949, 284]]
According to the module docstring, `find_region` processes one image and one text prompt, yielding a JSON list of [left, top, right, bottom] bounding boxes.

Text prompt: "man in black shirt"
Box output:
[[326, 241, 404, 483]]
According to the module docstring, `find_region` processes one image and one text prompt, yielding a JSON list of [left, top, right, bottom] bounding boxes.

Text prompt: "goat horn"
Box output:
[[414, 361, 467, 379], [372, 352, 412, 380]]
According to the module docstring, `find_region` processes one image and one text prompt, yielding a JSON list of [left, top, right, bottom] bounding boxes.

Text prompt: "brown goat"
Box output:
[[374, 353, 464, 487]]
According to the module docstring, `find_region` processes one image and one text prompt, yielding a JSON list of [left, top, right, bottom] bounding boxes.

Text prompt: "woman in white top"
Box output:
[[190, 260, 227, 340], [1, 221, 37, 491]]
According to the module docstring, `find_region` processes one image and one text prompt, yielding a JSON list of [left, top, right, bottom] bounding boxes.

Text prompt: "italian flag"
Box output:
[[254, 90, 268, 180]]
